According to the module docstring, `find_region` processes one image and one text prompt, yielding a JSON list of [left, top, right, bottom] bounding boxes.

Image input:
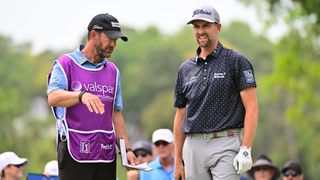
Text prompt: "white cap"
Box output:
[[152, 129, 173, 143], [44, 160, 58, 176], [0, 152, 28, 172]]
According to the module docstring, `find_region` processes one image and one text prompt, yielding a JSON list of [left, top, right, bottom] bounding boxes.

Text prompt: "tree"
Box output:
[[237, 0, 320, 178], [0, 36, 35, 150]]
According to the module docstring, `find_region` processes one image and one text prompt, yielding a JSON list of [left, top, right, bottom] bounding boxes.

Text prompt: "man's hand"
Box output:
[[127, 169, 139, 180], [174, 161, 185, 180], [80, 92, 105, 114], [127, 150, 136, 165], [233, 146, 252, 174]]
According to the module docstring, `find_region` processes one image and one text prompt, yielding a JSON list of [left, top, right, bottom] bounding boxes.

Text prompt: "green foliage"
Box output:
[[220, 21, 274, 75], [111, 26, 182, 131], [0, 35, 58, 176], [33, 50, 61, 95], [0, 35, 35, 150], [267, 0, 320, 25], [239, 0, 320, 34], [141, 91, 175, 137], [265, 29, 320, 178], [236, 0, 320, 178]]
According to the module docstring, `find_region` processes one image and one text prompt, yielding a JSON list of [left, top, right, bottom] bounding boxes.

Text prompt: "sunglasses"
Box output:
[[10, 164, 24, 168], [284, 171, 299, 177], [134, 150, 150, 158], [255, 166, 272, 171], [154, 141, 169, 147]]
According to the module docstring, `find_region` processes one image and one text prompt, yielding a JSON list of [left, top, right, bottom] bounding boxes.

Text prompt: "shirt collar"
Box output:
[[154, 157, 163, 169], [76, 45, 106, 68], [194, 42, 223, 63], [153, 157, 175, 170]]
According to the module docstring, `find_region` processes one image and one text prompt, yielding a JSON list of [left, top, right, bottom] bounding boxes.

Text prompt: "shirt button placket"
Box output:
[[203, 62, 208, 85]]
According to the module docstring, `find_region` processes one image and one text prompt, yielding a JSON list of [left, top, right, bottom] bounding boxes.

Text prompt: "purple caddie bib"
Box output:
[[51, 54, 118, 163]]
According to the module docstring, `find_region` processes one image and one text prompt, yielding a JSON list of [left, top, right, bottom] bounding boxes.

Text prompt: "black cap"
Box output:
[[87, 13, 128, 42], [282, 161, 303, 175], [132, 140, 152, 155]]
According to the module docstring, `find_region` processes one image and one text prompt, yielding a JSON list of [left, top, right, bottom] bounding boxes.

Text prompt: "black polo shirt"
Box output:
[[174, 42, 257, 133]]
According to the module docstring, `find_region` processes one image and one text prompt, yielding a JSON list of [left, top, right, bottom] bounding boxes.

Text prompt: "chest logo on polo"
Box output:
[[214, 72, 226, 78]]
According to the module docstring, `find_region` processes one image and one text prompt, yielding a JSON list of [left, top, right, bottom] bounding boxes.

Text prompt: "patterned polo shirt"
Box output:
[[174, 42, 257, 133]]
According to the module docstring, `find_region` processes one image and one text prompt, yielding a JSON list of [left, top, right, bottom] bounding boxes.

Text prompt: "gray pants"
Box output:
[[182, 133, 241, 180]]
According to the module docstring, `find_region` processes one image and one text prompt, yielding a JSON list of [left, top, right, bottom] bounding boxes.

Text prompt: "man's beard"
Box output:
[[196, 33, 214, 48], [94, 39, 112, 59], [197, 37, 213, 48]]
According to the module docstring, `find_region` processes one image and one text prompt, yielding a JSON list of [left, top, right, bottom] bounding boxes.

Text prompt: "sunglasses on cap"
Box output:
[[284, 171, 299, 177], [154, 141, 169, 147], [134, 150, 150, 158]]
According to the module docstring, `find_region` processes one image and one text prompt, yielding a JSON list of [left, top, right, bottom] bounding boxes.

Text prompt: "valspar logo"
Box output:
[[71, 81, 82, 91], [71, 81, 115, 102]]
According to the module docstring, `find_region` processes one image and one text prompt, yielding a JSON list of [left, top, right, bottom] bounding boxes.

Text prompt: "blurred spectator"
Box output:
[[43, 160, 58, 177], [0, 151, 28, 180], [281, 161, 303, 180], [140, 129, 174, 180], [127, 140, 153, 180], [240, 174, 251, 180], [248, 154, 280, 180]]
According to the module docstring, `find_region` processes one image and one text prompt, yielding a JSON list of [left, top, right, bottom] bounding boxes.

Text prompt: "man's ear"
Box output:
[[89, 30, 100, 39]]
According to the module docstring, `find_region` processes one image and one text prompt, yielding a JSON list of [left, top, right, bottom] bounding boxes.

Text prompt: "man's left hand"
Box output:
[[233, 146, 252, 174]]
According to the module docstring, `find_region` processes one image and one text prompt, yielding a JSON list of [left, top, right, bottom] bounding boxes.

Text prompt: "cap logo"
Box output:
[[93, 25, 103, 30], [111, 22, 120, 28], [193, 9, 211, 17]]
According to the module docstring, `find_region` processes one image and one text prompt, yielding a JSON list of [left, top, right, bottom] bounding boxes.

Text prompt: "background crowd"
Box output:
[[0, 144, 304, 180]]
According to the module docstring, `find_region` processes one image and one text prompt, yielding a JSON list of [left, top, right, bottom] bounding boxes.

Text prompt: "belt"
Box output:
[[188, 129, 242, 139]]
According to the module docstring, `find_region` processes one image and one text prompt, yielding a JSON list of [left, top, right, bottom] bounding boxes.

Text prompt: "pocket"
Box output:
[[233, 135, 242, 151], [67, 131, 116, 162]]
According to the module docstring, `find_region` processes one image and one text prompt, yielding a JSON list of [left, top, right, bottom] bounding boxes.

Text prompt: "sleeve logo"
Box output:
[[243, 70, 255, 83]]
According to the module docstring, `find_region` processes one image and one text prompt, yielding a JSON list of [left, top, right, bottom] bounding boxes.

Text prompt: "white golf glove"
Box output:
[[233, 146, 252, 174]]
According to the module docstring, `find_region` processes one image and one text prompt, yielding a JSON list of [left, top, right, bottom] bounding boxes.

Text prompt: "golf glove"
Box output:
[[233, 146, 252, 174]]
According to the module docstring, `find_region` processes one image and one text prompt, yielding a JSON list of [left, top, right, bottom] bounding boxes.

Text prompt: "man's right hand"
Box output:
[[174, 161, 185, 180]]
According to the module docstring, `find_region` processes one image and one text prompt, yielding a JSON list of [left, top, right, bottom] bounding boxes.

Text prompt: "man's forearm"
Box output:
[[173, 108, 186, 162], [242, 108, 258, 147], [48, 89, 80, 107], [240, 87, 259, 147], [113, 110, 131, 149]]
